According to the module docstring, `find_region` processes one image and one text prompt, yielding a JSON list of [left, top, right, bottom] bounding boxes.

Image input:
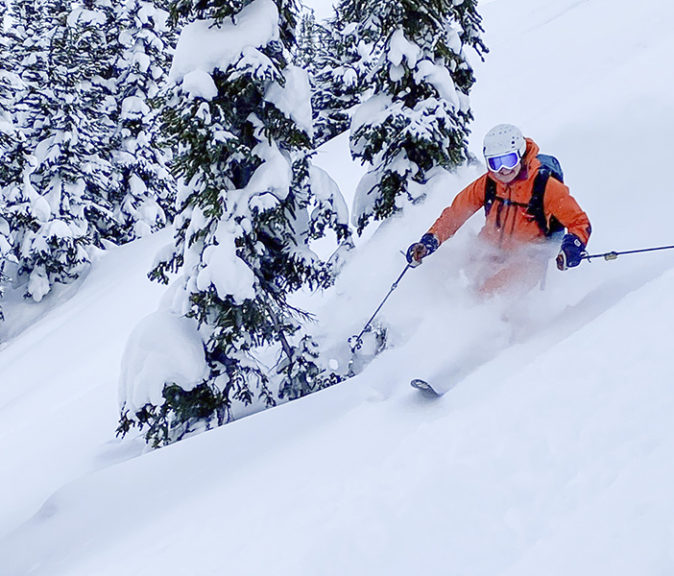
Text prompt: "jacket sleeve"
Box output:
[[427, 176, 487, 244], [543, 179, 592, 245]]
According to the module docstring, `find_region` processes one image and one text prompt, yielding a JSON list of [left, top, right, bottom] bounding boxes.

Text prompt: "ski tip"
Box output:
[[410, 379, 440, 396]]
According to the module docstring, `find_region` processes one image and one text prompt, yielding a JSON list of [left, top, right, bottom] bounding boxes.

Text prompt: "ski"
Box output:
[[410, 379, 441, 396]]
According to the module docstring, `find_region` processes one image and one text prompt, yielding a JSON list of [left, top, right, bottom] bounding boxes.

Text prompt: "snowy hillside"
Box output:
[[3, 0, 674, 574]]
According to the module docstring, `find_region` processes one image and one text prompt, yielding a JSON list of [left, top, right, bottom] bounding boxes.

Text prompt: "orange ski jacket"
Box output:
[[428, 139, 591, 251]]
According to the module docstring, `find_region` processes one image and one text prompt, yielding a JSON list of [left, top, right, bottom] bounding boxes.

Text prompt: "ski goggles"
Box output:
[[486, 151, 521, 172]]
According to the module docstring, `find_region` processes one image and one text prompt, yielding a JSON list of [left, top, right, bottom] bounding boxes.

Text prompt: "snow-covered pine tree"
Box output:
[[111, 0, 176, 242], [0, 1, 20, 155], [0, 1, 29, 190], [151, 0, 180, 48], [310, 0, 382, 146], [0, 46, 12, 317], [3, 0, 117, 301], [0, 6, 18, 317], [0, 215, 9, 320], [67, 0, 129, 243], [0, 3, 28, 314], [350, 0, 487, 233], [294, 6, 317, 72], [0, 188, 10, 319], [119, 0, 350, 446], [2, 0, 84, 301]]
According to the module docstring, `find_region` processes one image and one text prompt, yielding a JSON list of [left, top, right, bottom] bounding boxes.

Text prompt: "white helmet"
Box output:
[[482, 124, 527, 159]]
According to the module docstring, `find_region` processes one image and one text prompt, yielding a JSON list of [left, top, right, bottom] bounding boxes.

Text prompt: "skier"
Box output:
[[406, 124, 591, 295]]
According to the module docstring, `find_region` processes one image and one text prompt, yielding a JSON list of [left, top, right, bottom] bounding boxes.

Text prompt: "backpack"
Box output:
[[484, 154, 565, 237]]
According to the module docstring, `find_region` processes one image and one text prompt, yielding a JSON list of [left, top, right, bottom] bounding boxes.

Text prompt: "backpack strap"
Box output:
[[484, 169, 563, 237], [528, 168, 564, 237], [484, 177, 497, 216], [528, 168, 551, 235], [484, 176, 531, 231]]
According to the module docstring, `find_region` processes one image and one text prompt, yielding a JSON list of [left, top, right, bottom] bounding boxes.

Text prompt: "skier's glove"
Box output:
[[406, 233, 439, 267], [556, 233, 586, 270]]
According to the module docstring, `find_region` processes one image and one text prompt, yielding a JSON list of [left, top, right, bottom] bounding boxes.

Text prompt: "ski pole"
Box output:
[[582, 244, 674, 262], [349, 263, 413, 351]]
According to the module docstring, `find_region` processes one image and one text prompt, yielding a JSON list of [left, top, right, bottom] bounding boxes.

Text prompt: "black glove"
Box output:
[[406, 233, 439, 267], [556, 233, 586, 270]]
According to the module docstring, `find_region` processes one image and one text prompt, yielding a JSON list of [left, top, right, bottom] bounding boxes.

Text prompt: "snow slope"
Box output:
[[0, 233, 169, 542], [2, 0, 674, 574]]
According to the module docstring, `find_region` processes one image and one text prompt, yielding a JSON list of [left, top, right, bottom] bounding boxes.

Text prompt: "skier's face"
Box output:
[[491, 163, 521, 184]]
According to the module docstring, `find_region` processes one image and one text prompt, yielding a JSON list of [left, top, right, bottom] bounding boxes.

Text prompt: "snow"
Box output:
[[130, 50, 151, 74], [350, 169, 380, 227], [67, 8, 107, 28], [387, 28, 421, 68], [180, 68, 218, 100], [266, 65, 314, 137], [120, 95, 151, 119], [3, 0, 674, 574], [309, 164, 349, 225], [414, 59, 460, 108], [0, 232, 169, 540], [387, 27, 421, 82], [349, 93, 392, 139], [0, 117, 14, 134], [119, 308, 208, 411], [228, 139, 293, 216], [168, 0, 279, 84], [30, 196, 51, 222], [26, 267, 50, 303], [302, 0, 336, 21], [195, 220, 257, 303], [128, 173, 147, 197], [137, 2, 168, 30], [312, 131, 366, 216]]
